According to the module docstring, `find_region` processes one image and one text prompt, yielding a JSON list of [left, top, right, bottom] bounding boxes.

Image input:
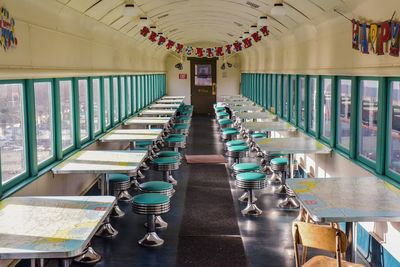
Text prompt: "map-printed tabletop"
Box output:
[[287, 177, 400, 223], [255, 137, 331, 154], [52, 150, 147, 174], [100, 131, 160, 143], [0, 196, 115, 259], [161, 96, 185, 100], [235, 112, 277, 121], [140, 109, 176, 116], [150, 103, 180, 109], [242, 121, 296, 133], [156, 99, 184, 104]]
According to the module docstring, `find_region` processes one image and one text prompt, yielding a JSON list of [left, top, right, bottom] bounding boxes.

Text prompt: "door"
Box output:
[[190, 58, 217, 115]]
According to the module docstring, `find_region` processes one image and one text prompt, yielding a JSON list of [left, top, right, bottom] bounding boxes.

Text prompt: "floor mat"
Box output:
[[185, 154, 226, 164]]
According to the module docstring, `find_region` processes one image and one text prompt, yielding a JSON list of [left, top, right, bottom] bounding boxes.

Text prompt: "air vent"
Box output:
[[227, 33, 234, 37], [246, 1, 259, 9], [234, 21, 243, 27], [169, 28, 178, 33], [158, 13, 169, 19]]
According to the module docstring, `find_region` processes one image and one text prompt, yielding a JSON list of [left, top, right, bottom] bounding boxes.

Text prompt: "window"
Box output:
[[0, 82, 26, 183], [308, 77, 318, 134], [34, 81, 54, 165], [277, 75, 282, 116], [127, 76, 132, 115], [78, 79, 89, 141], [388, 80, 400, 175], [132, 76, 137, 112], [103, 77, 111, 128], [59, 80, 74, 151], [337, 78, 353, 151], [267, 75, 272, 109], [358, 79, 380, 163], [321, 77, 333, 140], [290, 75, 297, 124], [283, 75, 289, 119], [120, 77, 126, 119], [92, 78, 101, 134], [195, 64, 212, 86], [112, 77, 119, 123], [298, 76, 306, 128]]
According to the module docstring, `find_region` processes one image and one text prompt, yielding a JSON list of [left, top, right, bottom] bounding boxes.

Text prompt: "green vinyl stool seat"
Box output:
[[268, 157, 289, 201], [132, 193, 171, 247], [156, 151, 181, 158], [233, 163, 260, 172], [218, 119, 233, 125], [151, 157, 180, 185], [222, 128, 239, 140], [152, 157, 179, 165], [251, 133, 267, 139], [235, 172, 266, 216], [227, 145, 249, 152], [108, 173, 132, 217], [215, 107, 226, 112], [226, 140, 246, 147], [136, 140, 153, 147], [165, 134, 186, 151], [270, 157, 289, 166], [173, 123, 189, 129], [139, 181, 175, 230]]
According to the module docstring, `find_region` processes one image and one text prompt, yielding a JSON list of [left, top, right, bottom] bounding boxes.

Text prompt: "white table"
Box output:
[[124, 117, 171, 128], [150, 103, 181, 109], [162, 96, 185, 100], [156, 99, 184, 104], [100, 130, 160, 149], [235, 112, 277, 122], [287, 177, 400, 261], [0, 196, 115, 266], [241, 121, 297, 134], [140, 109, 176, 117]]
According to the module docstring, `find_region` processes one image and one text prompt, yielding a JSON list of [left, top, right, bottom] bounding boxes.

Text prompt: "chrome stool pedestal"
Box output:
[[236, 173, 266, 216]]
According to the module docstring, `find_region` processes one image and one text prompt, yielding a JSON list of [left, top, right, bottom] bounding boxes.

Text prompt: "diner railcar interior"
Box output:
[[1, 0, 400, 266]]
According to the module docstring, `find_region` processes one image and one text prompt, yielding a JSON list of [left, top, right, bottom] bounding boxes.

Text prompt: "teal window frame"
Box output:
[[289, 75, 297, 125], [126, 76, 132, 116], [75, 77, 90, 145], [335, 76, 357, 158], [297, 75, 307, 131], [111, 76, 120, 125], [261, 74, 267, 108], [319, 76, 336, 147], [132, 75, 138, 113], [55, 77, 76, 156], [356, 77, 386, 173], [386, 77, 400, 182], [102, 76, 112, 131], [307, 76, 319, 137], [89, 77, 102, 138], [271, 74, 276, 113], [30, 78, 57, 171], [267, 74, 272, 110], [282, 75, 289, 120], [119, 76, 127, 120], [0, 79, 30, 193]]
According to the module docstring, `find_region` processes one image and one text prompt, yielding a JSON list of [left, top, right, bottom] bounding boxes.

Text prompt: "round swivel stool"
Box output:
[[225, 139, 246, 151], [164, 134, 186, 152], [172, 123, 190, 135], [214, 106, 226, 113], [139, 181, 174, 230], [216, 111, 229, 120], [232, 163, 261, 202], [218, 118, 233, 129], [151, 157, 180, 185], [222, 128, 240, 141], [132, 193, 170, 247], [107, 174, 132, 218], [236, 172, 266, 216], [268, 157, 288, 192], [227, 144, 249, 166], [156, 151, 182, 160], [176, 115, 191, 124]]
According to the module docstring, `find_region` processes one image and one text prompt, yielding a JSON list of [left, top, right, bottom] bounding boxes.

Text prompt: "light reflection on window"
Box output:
[[337, 79, 352, 149], [321, 78, 332, 139]]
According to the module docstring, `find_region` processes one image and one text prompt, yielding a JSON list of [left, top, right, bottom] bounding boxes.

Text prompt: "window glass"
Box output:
[[59, 80, 74, 150], [113, 77, 119, 123], [271, 75, 276, 112], [321, 78, 332, 139], [127, 76, 132, 115], [92, 78, 101, 133], [120, 77, 126, 119], [283, 76, 289, 118], [34, 81, 53, 164], [290, 76, 297, 122], [299, 77, 306, 127], [359, 80, 379, 162], [0, 83, 26, 183], [389, 81, 400, 174], [337, 79, 352, 149], [132, 76, 137, 112], [277, 75, 282, 115], [103, 78, 111, 127], [309, 77, 317, 132], [78, 79, 89, 141], [195, 64, 212, 86]]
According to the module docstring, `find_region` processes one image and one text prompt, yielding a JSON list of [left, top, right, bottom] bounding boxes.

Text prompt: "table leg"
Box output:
[[129, 141, 135, 150], [346, 222, 357, 262], [31, 259, 44, 267], [277, 154, 300, 209], [58, 259, 71, 267]]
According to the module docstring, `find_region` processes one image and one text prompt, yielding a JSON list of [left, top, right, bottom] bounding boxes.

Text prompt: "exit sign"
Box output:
[[179, 73, 187, 79]]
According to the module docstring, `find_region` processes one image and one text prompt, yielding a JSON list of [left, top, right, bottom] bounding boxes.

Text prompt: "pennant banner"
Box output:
[[140, 25, 270, 58], [352, 18, 400, 57], [0, 6, 17, 51]]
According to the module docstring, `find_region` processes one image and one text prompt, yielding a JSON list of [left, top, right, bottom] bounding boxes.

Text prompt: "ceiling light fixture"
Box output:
[[250, 25, 258, 34], [243, 31, 250, 38], [258, 16, 268, 27], [271, 0, 286, 16], [138, 17, 149, 28], [123, 0, 138, 17]]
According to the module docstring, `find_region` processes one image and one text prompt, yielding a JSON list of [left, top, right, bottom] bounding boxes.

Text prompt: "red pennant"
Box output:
[[196, 48, 204, 57], [158, 36, 166, 46], [206, 48, 214, 57], [251, 31, 262, 42], [148, 31, 157, 42], [233, 41, 242, 52], [377, 21, 391, 55], [260, 26, 269, 36], [390, 23, 400, 57], [242, 38, 252, 48], [140, 26, 150, 37], [215, 47, 224, 57], [166, 40, 175, 49], [225, 44, 232, 54], [352, 20, 360, 50], [176, 43, 184, 54]]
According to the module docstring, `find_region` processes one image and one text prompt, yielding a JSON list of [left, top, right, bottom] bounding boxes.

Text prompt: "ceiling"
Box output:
[[55, 0, 360, 46]]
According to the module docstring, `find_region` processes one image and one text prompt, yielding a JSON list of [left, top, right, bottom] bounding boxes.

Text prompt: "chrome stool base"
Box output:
[[241, 203, 262, 216], [278, 196, 300, 209], [110, 205, 125, 218], [73, 246, 101, 264], [138, 232, 164, 247], [144, 215, 168, 230], [238, 191, 257, 203], [117, 190, 133, 203], [95, 222, 118, 238]]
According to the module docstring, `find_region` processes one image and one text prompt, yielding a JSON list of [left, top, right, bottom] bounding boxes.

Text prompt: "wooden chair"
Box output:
[[292, 221, 365, 267]]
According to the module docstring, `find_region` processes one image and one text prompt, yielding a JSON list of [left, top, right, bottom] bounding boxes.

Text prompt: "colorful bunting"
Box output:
[[0, 7, 17, 51]]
